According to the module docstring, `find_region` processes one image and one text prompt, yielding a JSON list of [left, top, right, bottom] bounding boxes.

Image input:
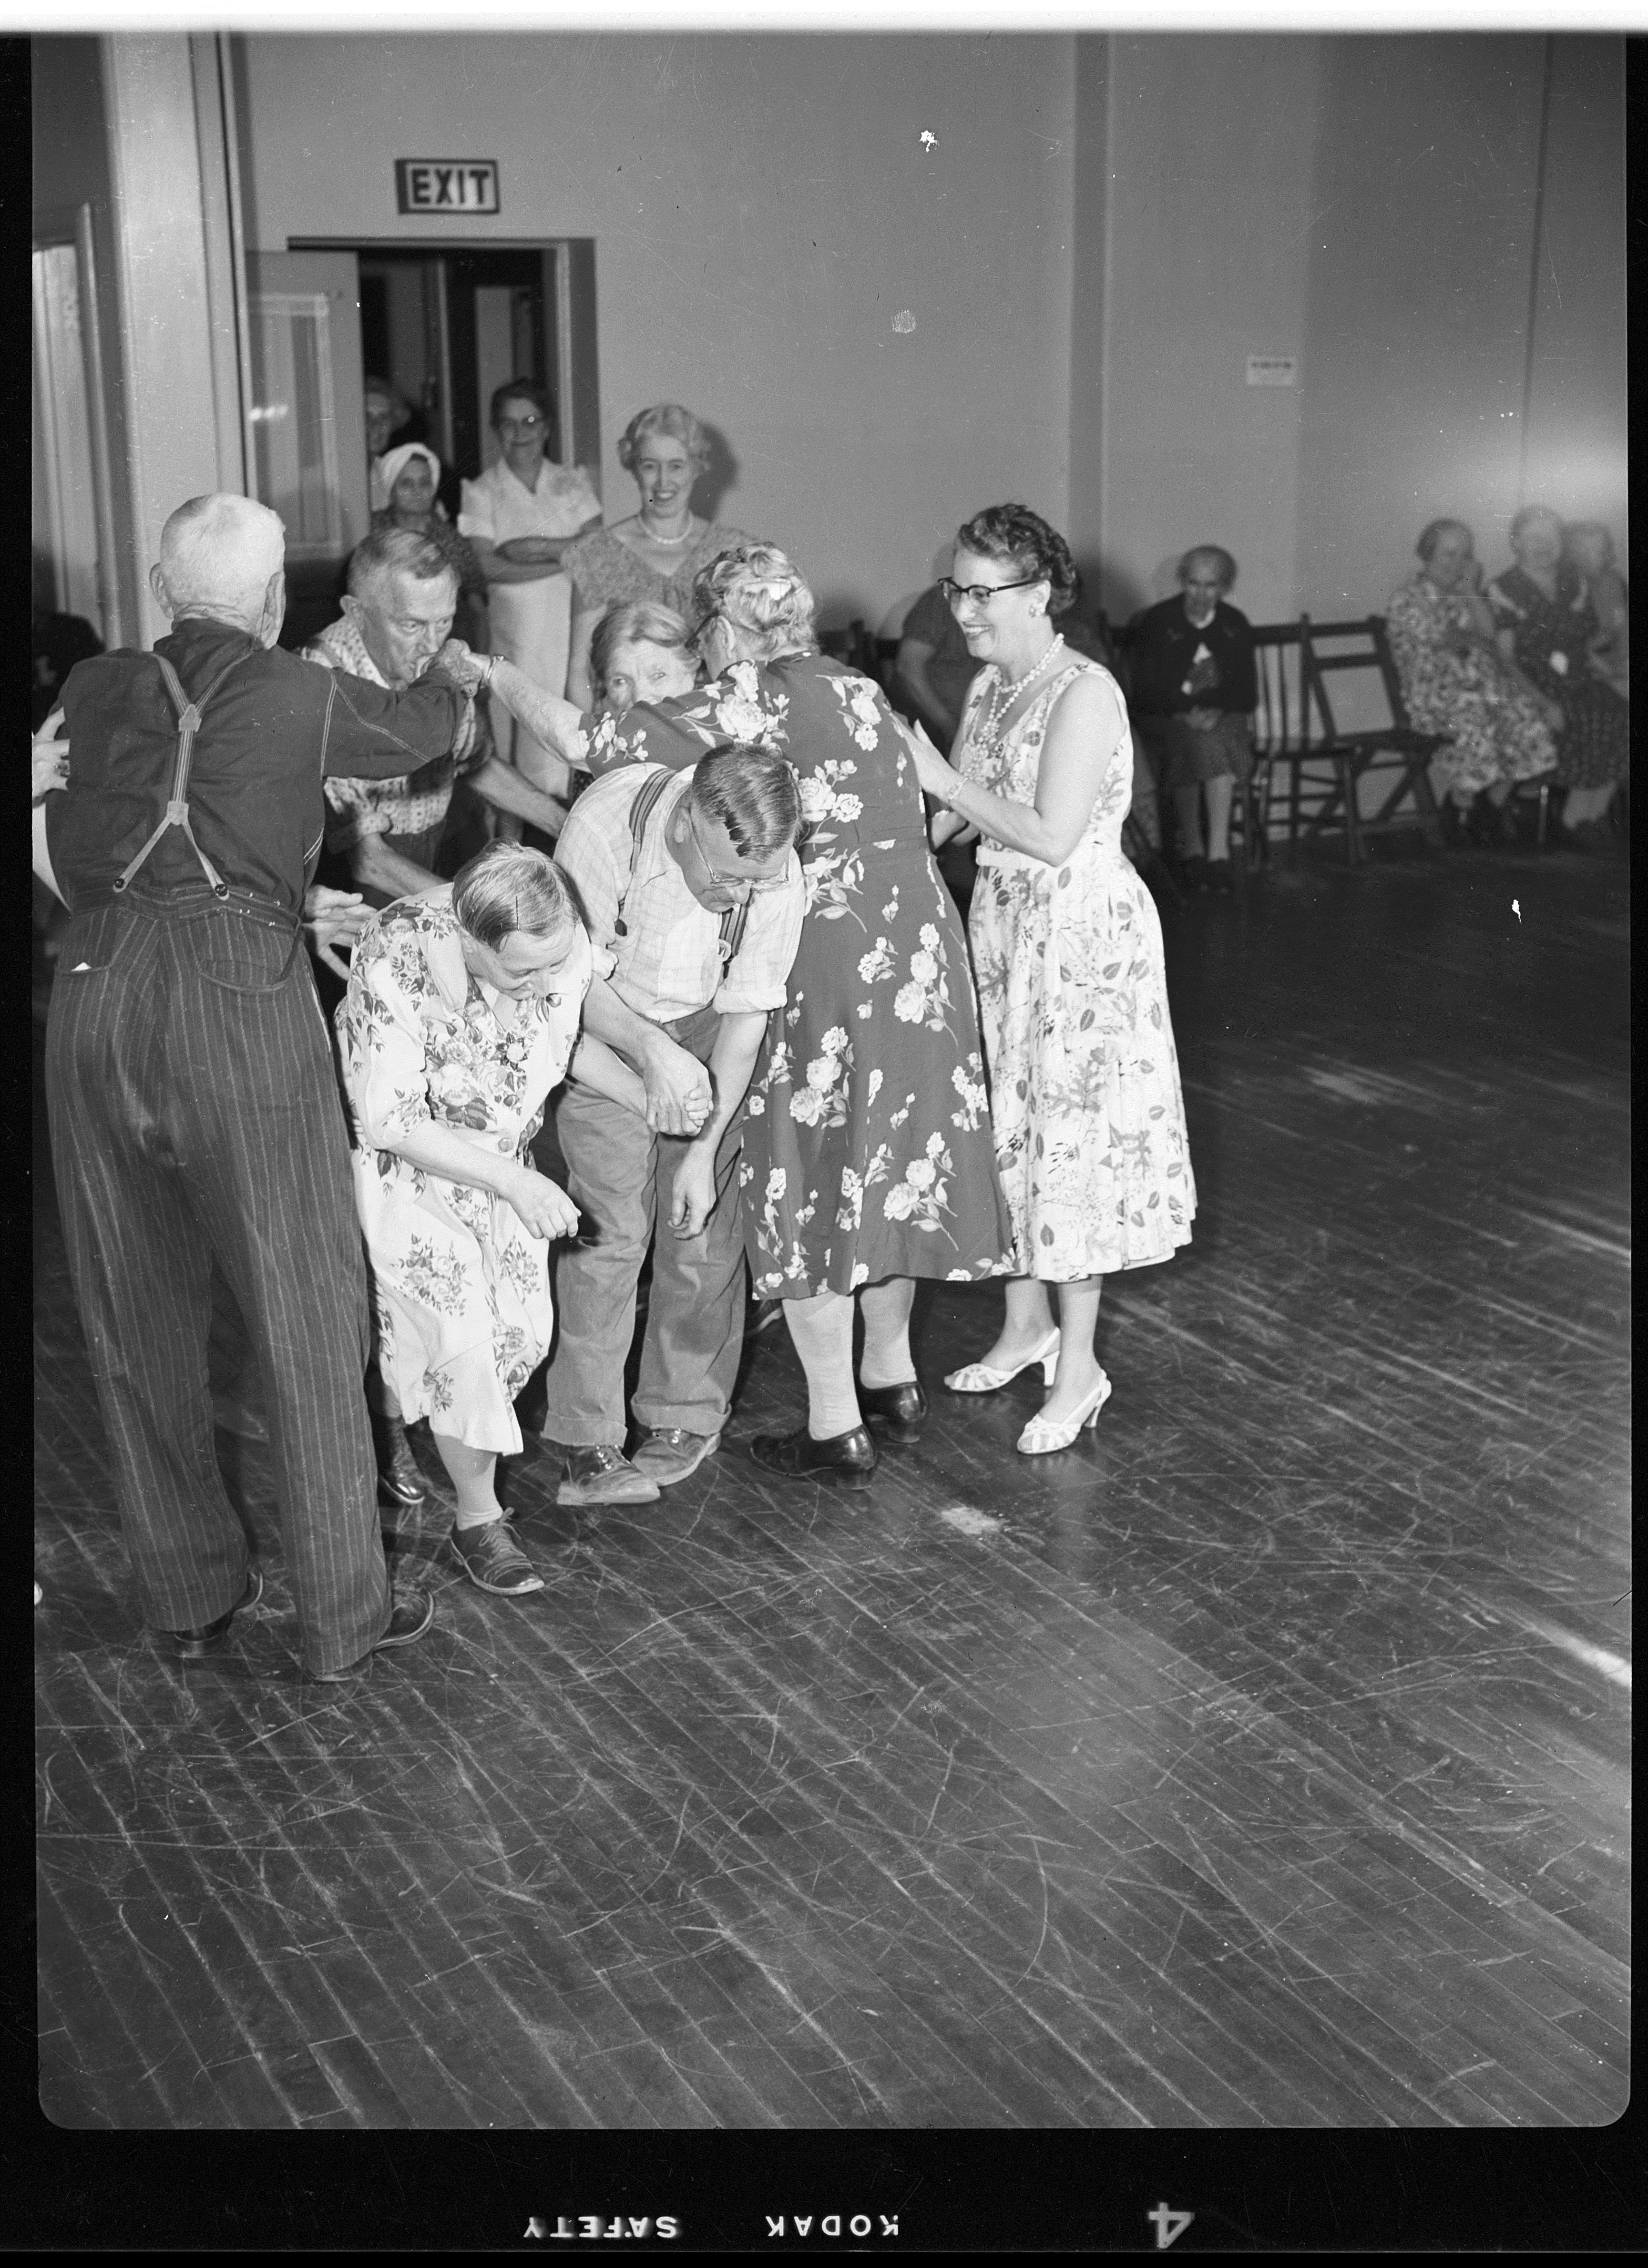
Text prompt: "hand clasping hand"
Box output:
[[435, 638, 487, 691], [642, 1040, 713, 1138], [33, 709, 68, 802], [302, 885, 373, 980]]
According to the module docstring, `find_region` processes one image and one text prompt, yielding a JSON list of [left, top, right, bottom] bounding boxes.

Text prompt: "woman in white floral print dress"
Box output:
[[336, 841, 645, 1593], [904, 505, 1195, 1456], [489, 542, 1016, 1488]]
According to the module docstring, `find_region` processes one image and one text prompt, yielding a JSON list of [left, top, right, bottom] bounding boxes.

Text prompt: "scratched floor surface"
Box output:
[[35, 841, 1630, 2128]]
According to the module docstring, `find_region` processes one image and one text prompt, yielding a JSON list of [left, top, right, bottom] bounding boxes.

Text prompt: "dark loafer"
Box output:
[[856, 1379, 928, 1444], [164, 1565, 264, 1659], [630, 1427, 722, 1487], [374, 1415, 428, 1507], [750, 1424, 878, 1490], [311, 1582, 435, 1683], [451, 1521, 545, 1596], [1204, 858, 1234, 894], [557, 1444, 661, 1506]]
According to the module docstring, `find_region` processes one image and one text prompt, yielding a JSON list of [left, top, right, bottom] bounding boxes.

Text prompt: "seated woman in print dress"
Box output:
[[336, 842, 646, 1595], [1487, 506, 1630, 850], [1385, 519, 1558, 846], [902, 505, 1196, 1456], [459, 544, 1017, 1489]]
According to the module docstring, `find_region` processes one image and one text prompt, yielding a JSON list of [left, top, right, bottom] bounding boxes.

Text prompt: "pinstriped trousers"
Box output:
[[44, 884, 392, 1676]]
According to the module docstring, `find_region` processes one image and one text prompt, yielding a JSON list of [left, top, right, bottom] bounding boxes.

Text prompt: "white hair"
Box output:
[[158, 494, 285, 621]]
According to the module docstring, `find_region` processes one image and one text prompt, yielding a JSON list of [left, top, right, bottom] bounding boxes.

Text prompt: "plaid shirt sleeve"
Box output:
[[551, 789, 623, 984], [713, 858, 805, 1015]]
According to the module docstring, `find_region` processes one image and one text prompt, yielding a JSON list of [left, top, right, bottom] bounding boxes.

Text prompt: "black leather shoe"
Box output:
[[856, 1379, 928, 1444], [1180, 852, 1209, 893], [750, 1424, 878, 1490], [374, 1414, 427, 1507], [311, 1583, 435, 1683], [1204, 857, 1234, 894], [165, 1566, 264, 1659]]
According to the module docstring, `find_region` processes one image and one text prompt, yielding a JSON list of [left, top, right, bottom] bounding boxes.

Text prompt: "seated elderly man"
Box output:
[[305, 526, 571, 910]]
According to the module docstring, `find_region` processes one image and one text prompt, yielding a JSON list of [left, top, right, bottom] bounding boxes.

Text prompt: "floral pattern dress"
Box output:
[[956, 650, 1195, 1280], [574, 655, 1015, 1295], [335, 891, 592, 1454], [1384, 575, 1555, 799], [1486, 565, 1630, 789]]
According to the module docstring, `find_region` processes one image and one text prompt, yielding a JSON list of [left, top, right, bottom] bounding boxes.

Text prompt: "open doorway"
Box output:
[[248, 238, 599, 646]]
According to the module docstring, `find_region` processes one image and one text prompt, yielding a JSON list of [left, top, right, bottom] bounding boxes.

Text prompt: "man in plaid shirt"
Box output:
[[546, 749, 805, 1503]]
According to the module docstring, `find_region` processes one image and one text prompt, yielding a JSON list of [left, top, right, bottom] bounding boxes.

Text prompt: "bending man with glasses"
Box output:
[[540, 747, 805, 1504]]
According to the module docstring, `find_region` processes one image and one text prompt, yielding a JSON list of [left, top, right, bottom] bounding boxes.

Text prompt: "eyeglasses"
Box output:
[[685, 804, 790, 896], [938, 575, 1041, 609], [497, 414, 545, 435]]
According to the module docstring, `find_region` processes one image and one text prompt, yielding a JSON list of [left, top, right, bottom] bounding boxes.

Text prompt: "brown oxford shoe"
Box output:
[[750, 1424, 878, 1490], [630, 1427, 722, 1488], [163, 1565, 264, 1659], [557, 1444, 660, 1507], [855, 1379, 928, 1444]]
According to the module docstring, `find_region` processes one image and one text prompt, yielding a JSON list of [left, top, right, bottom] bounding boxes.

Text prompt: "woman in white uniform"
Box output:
[[458, 379, 602, 802]]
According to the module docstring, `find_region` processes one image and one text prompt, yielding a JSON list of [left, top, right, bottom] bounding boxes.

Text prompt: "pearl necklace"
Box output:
[[978, 634, 1066, 738], [637, 514, 699, 548]]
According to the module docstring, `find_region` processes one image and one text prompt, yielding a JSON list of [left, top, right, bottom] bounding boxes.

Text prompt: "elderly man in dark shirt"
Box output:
[[33, 493, 474, 1684]]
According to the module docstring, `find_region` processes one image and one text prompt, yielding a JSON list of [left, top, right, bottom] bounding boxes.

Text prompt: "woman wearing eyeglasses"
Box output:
[[457, 379, 603, 795], [900, 505, 1196, 1455], [459, 540, 1017, 1488]]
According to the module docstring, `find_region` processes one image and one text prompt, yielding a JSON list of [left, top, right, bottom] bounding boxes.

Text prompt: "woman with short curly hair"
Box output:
[[563, 402, 750, 706], [902, 504, 1196, 1455]]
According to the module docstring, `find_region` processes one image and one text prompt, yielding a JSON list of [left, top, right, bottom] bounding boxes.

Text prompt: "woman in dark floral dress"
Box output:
[[492, 542, 1015, 1487], [1488, 505, 1629, 844]]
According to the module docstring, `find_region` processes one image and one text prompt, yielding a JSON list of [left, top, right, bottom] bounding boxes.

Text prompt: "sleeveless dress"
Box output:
[[335, 893, 592, 1455], [956, 649, 1196, 1280], [572, 653, 1016, 1295]]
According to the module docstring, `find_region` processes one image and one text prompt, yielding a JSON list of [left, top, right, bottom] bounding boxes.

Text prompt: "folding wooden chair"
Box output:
[[1301, 615, 1446, 861], [1247, 621, 1338, 869]]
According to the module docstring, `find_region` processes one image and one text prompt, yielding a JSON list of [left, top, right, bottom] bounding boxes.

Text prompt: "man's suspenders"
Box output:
[[612, 770, 753, 966], [111, 651, 253, 898]]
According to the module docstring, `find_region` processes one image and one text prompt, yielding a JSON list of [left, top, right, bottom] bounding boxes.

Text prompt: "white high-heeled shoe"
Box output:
[[944, 1327, 1061, 1395], [1016, 1370, 1112, 1456]]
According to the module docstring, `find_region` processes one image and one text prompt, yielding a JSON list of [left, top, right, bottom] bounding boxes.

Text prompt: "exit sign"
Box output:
[[1246, 354, 1299, 387], [395, 159, 501, 215]]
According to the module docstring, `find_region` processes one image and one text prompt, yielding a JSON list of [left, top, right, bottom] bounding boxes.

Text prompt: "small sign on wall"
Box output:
[[395, 160, 501, 215], [1246, 355, 1299, 387]]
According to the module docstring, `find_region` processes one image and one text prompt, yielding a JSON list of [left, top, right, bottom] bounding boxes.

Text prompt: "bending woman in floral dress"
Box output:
[[903, 505, 1196, 1455], [336, 841, 644, 1593], [475, 542, 1015, 1489]]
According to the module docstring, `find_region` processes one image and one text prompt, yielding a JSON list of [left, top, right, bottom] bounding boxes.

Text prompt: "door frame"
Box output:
[[289, 236, 596, 492], [33, 203, 124, 645]]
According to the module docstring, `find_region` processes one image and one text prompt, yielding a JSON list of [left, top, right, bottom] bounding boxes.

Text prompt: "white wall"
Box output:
[[1077, 32, 1626, 630], [236, 32, 1078, 629], [1092, 35, 1322, 629]]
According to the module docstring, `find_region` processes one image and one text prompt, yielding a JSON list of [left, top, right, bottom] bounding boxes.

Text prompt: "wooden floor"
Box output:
[[34, 837, 1630, 2137]]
